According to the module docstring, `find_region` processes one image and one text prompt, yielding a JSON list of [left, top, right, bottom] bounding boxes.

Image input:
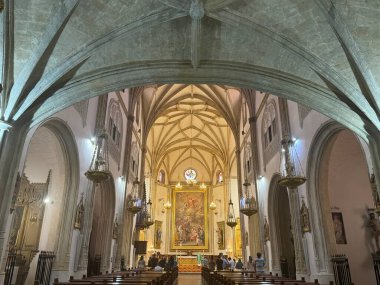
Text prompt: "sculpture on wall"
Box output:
[[113, 215, 119, 239], [300, 197, 311, 234], [264, 217, 270, 242], [217, 221, 225, 249], [74, 193, 85, 230], [367, 212, 380, 253]]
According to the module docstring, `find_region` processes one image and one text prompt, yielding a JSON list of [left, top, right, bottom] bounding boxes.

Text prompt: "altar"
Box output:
[[177, 256, 201, 272]]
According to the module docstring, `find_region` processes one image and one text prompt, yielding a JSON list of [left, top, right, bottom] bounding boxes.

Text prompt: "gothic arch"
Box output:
[[35, 118, 80, 271], [88, 177, 116, 274], [306, 121, 348, 277], [267, 173, 282, 272]]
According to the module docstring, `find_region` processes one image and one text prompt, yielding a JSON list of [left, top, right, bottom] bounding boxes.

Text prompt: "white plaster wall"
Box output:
[[287, 100, 330, 280], [326, 131, 374, 285]]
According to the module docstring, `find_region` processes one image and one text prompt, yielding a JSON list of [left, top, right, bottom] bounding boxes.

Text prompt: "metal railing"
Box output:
[[4, 250, 16, 285], [88, 255, 102, 276], [331, 254, 352, 285], [372, 253, 380, 285], [34, 251, 55, 285], [280, 257, 289, 278]]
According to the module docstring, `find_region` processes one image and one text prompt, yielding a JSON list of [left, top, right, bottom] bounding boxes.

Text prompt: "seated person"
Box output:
[[235, 258, 243, 269]]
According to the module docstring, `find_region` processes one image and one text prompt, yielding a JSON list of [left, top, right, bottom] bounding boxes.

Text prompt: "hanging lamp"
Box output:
[[85, 132, 111, 183], [144, 183, 154, 228], [278, 135, 306, 188], [126, 178, 142, 214], [239, 179, 258, 216], [227, 198, 238, 228]]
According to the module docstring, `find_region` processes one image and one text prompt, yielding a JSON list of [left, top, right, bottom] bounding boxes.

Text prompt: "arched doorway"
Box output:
[[268, 174, 296, 278], [7, 119, 80, 284], [87, 179, 115, 276], [308, 122, 375, 285]]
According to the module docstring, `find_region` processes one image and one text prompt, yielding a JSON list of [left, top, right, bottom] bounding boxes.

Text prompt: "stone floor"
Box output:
[[175, 273, 202, 285]]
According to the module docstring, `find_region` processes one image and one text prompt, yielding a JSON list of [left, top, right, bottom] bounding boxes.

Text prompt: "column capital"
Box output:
[[0, 120, 12, 131]]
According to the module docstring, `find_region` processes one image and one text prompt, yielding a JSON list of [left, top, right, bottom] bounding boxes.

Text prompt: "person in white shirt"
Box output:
[[228, 257, 235, 271]]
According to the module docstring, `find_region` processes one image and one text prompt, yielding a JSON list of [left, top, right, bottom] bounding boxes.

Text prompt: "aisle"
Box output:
[[176, 273, 202, 285]]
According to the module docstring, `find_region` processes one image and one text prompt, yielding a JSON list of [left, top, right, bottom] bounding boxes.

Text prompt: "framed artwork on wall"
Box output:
[[171, 188, 208, 250], [217, 221, 225, 250], [154, 220, 163, 249], [332, 212, 347, 244]]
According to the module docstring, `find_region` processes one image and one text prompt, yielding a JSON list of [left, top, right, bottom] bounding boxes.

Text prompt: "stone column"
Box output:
[[0, 123, 29, 280], [246, 116, 263, 258], [288, 187, 307, 276], [116, 114, 135, 270], [235, 149, 247, 261]]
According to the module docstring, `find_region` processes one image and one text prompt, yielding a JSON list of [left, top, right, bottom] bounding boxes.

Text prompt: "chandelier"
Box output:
[[239, 179, 258, 216], [226, 198, 237, 228], [126, 178, 142, 214], [278, 135, 306, 188], [85, 132, 111, 183], [136, 183, 154, 229]]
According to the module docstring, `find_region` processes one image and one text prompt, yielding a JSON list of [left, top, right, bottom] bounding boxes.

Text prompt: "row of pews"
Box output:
[[52, 268, 178, 285], [201, 267, 342, 285]]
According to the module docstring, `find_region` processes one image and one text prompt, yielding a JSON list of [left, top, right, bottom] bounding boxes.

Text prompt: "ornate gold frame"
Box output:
[[171, 187, 208, 250]]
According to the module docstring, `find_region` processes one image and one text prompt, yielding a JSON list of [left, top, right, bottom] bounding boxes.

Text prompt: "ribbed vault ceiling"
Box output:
[[144, 84, 239, 182]]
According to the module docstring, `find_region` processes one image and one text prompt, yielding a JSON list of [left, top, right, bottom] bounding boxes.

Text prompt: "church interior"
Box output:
[[1, 1, 380, 285]]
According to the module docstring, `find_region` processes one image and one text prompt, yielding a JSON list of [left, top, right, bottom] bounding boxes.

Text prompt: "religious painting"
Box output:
[[332, 212, 347, 244], [171, 189, 208, 250], [154, 220, 163, 249], [217, 221, 225, 250]]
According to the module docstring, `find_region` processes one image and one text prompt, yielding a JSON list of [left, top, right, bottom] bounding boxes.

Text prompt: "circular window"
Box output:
[[184, 168, 197, 180]]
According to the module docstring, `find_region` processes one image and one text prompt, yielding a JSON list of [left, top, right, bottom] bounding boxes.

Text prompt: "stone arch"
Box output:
[[88, 177, 116, 275], [33, 118, 80, 272], [267, 173, 282, 273], [30, 62, 369, 140], [306, 120, 372, 281], [307, 121, 369, 279], [306, 121, 345, 277]]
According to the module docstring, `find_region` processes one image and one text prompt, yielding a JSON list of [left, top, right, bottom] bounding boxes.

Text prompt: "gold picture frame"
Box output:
[[171, 187, 208, 250]]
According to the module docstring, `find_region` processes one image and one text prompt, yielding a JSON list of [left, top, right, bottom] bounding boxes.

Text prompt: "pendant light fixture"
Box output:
[[126, 178, 142, 214], [85, 131, 111, 183], [239, 179, 258, 216], [278, 135, 306, 188], [227, 198, 237, 228]]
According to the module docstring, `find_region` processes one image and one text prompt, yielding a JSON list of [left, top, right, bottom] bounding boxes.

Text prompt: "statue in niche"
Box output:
[[113, 215, 119, 239], [367, 212, 380, 253], [264, 217, 270, 242], [300, 197, 311, 234], [74, 193, 85, 230]]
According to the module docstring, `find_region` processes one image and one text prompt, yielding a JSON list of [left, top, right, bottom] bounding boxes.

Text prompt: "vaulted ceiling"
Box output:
[[1, 0, 380, 142], [143, 84, 240, 182]]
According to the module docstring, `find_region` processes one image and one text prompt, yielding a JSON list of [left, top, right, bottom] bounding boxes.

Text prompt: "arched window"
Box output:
[[107, 99, 123, 168], [108, 99, 123, 148], [158, 170, 165, 184], [261, 100, 280, 167], [263, 102, 277, 149], [216, 170, 223, 184], [244, 143, 252, 176]]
